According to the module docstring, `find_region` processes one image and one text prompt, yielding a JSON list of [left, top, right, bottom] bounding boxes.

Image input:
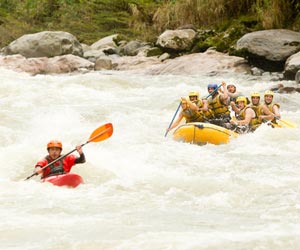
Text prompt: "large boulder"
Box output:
[[284, 51, 300, 80], [112, 49, 250, 75], [156, 29, 196, 52], [119, 40, 151, 56], [0, 54, 94, 75], [147, 49, 250, 75], [46, 54, 94, 74], [236, 29, 300, 72], [90, 34, 119, 50], [2, 31, 83, 58]]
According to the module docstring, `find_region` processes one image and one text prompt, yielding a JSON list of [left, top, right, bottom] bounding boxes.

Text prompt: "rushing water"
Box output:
[[0, 67, 300, 250]]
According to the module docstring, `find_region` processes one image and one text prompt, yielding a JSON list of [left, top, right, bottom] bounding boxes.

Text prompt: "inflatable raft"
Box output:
[[42, 173, 83, 188], [172, 122, 238, 145]]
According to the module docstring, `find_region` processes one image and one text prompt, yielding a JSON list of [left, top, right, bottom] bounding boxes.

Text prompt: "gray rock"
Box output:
[[284, 51, 300, 80], [119, 40, 150, 56], [296, 69, 300, 84], [2, 31, 83, 58], [236, 29, 300, 71], [156, 29, 196, 51], [0, 54, 94, 75], [159, 53, 170, 62], [83, 50, 106, 62], [250, 67, 264, 76], [95, 56, 113, 70], [90, 34, 119, 50]]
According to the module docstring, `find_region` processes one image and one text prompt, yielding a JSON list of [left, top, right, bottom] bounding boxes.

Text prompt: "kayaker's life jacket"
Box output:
[[44, 156, 66, 178], [207, 94, 230, 119]]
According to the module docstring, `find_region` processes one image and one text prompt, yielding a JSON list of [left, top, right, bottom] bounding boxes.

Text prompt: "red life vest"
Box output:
[[35, 154, 77, 178]]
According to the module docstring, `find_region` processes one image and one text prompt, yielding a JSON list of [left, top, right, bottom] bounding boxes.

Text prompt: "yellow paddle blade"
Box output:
[[270, 122, 283, 128], [277, 119, 297, 128], [88, 123, 113, 142]]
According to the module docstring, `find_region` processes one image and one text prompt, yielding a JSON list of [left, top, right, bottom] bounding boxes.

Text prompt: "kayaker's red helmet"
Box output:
[[47, 140, 62, 150]]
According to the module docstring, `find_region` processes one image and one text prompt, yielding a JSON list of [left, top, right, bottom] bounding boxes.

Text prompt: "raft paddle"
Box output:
[[275, 117, 297, 128], [25, 123, 113, 180], [164, 84, 222, 137], [164, 102, 181, 137]]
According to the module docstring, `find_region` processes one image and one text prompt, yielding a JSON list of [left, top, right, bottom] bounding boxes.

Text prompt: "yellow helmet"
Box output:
[[188, 91, 199, 100], [264, 90, 274, 97], [180, 98, 188, 104], [236, 96, 247, 105], [251, 92, 260, 98]]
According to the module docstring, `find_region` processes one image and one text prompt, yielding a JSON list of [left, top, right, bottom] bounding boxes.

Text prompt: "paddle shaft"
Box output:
[[165, 102, 181, 137], [274, 116, 296, 128], [205, 84, 222, 99]]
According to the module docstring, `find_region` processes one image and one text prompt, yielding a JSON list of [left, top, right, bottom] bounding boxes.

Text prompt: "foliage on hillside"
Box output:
[[0, 0, 299, 49]]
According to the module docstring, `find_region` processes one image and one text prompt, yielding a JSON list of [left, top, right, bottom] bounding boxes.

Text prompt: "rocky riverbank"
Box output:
[[1, 29, 300, 87]]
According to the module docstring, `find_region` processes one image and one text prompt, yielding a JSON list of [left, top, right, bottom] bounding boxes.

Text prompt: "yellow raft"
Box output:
[[172, 122, 238, 145]]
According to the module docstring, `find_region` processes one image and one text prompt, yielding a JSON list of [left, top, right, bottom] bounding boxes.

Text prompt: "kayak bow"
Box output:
[[42, 173, 83, 188]]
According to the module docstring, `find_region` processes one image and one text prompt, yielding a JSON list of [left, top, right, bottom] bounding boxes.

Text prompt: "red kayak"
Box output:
[[42, 173, 84, 188]]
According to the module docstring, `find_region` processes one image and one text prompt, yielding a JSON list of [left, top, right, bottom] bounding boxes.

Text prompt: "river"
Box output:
[[0, 68, 300, 250]]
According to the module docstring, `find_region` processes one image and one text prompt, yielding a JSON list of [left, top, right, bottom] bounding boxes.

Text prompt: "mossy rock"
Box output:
[[229, 47, 249, 57], [145, 47, 163, 57]]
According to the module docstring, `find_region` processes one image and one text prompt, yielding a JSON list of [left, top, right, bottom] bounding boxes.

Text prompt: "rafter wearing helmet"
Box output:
[[206, 81, 230, 122], [250, 92, 274, 125], [229, 96, 257, 133], [188, 90, 212, 119], [263, 90, 281, 123], [166, 96, 206, 133]]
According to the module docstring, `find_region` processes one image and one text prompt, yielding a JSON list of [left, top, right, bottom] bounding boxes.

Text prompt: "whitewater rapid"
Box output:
[[0, 68, 300, 250]]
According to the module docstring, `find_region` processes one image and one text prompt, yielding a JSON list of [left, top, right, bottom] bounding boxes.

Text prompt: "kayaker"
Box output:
[[166, 97, 205, 132], [229, 96, 256, 133], [206, 81, 231, 126], [263, 90, 281, 123], [34, 140, 86, 179]]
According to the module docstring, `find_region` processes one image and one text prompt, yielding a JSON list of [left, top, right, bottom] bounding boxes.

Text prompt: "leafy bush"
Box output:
[[0, 0, 298, 48]]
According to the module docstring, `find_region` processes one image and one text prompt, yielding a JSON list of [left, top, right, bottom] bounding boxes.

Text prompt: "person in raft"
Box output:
[[263, 90, 281, 124], [188, 90, 213, 118], [166, 97, 205, 133], [206, 81, 231, 126], [226, 83, 249, 114], [228, 96, 257, 133], [249, 91, 274, 124], [34, 140, 86, 179]]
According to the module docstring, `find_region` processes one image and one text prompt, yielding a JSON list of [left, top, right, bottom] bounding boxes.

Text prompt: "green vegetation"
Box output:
[[0, 0, 299, 50]]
